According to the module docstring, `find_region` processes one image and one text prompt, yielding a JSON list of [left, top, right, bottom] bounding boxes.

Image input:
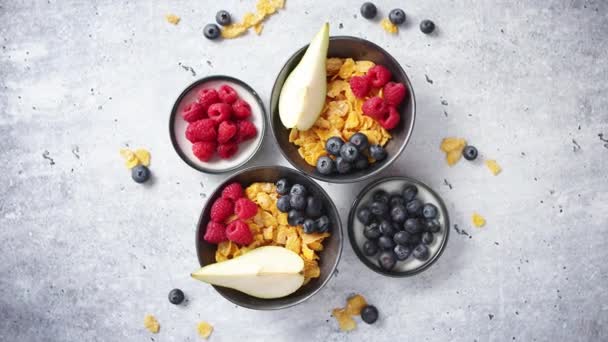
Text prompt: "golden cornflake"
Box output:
[[485, 159, 502, 175], [135, 149, 151, 166], [440, 137, 467, 166], [221, 0, 284, 39], [165, 14, 180, 25], [120, 148, 151, 169], [332, 308, 357, 331], [143, 314, 160, 334], [381, 18, 398, 34], [472, 213, 486, 228], [345, 294, 368, 316], [197, 321, 213, 339]]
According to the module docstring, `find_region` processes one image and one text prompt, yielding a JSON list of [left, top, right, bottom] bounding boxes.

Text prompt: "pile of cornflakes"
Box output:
[[289, 58, 391, 167], [332, 294, 368, 331], [221, 0, 285, 38], [214, 182, 330, 283]]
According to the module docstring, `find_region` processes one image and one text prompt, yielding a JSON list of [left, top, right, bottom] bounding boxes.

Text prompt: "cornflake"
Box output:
[[165, 14, 180, 25], [472, 213, 486, 228], [221, 0, 285, 39], [143, 314, 160, 334], [485, 159, 502, 175], [197, 321, 213, 339], [381, 18, 398, 34]]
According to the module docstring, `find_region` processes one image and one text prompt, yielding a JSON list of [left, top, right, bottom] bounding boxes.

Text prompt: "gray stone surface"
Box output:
[[1, 0, 607, 341]]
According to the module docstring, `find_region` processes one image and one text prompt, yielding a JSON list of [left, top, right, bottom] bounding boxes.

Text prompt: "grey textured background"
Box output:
[[1, 1, 607, 341]]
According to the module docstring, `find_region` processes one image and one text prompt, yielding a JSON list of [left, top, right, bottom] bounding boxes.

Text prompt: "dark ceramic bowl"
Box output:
[[269, 36, 416, 183], [195, 166, 343, 310], [170, 75, 266, 174], [348, 176, 449, 277]]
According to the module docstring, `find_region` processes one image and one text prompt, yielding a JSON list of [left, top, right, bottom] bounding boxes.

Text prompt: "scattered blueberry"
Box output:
[[389, 195, 405, 208], [412, 244, 430, 260], [370, 201, 389, 217], [424, 218, 441, 233], [276, 196, 291, 212], [275, 178, 290, 195], [406, 199, 423, 216], [361, 305, 379, 324], [420, 19, 435, 34], [360, 2, 377, 20], [362, 240, 378, 256], [394, 244, 411, 261], [393, 231, 411, 245], [390, 205, 407, 224], [303, 219, 317, 234], [287, 209, 305, 226], [131, 165, 151, 183], [215, 10, 231, 26], [203, 23, 221, 40], [290, 184, 307, 197], [378, 251, 396, 270], [357, 207, 373, 225], [463, 145, 478, 161], [372, 190, 390, 204], [422, 232, 434, 245], [316, 215, 331, 232], [305, 196, 323, 218], [403, 218, 423, 234], [422, 203, 438, 219], [289, 194, 307, 211], [363, 222, 382, 239], [379, 219, 395, 237], [349, 133, 369, 151], [378, 236, 395, 250], [316, 156, 335, 175], [354, 155, 370, 170], [402, 185, 418, 202], [325, 137, 344, 156], [369, 144, 387, 161], [168, 288, 185, 305], [388, 8, 406, 25], [335, 156, 353, 174], [340, 143, 359, 163]]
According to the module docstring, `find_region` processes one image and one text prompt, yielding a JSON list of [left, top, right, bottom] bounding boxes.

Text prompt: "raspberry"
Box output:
[[349, 76, 371, 98], [192, 141, 216, 162], [379, 106, 401, 130], [210, 197, 234, 222], [185, 119, 217, 143], [232, 99, 252, 119], [203, 221, 227, 244], [217, 120, 238, 144], [225, 220, 253, 245], [362, 97, 388, 120], [208, 103, 232, 123], [197, 88, 220, 108], [217, 142, 238, 159], [366, 65, 392, 88], [383, 82, 407, 106], [236, 120, 257, 142], [221, 182, 243, 201], [218, 85, 238, 104], [181, 102, 207, 122], [234, 198, 258, 219]]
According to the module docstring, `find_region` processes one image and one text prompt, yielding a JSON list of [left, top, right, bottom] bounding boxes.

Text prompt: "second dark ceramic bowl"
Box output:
[[270, 36, 416, 183], [195, 166, 343, 310]]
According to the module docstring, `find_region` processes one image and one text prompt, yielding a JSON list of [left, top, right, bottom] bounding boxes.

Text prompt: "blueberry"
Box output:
[[275, 178, 290, 195], [357, 207, 373, 225], [316, 156, 335, 175], [303, 219, 317, 234], [392, 222, 402, 233], [349, 133, 369, 151], [393, 231, 411, 245], [131, 165, 151, 183], [362, 240, 378, 256], [363, 222, 381, 239], [378, 251, 396, 271], [316, 215, 331, 232], [370, 201, 389, 217], [463, 145, 478, 161], [276, 196, 291, 213], [203, 23, 221, 40], [422, 232, 434, 245], [420, 19, 435, 34], [287, 209, 305, 226], [325, 137, 344, 156], [408, 233, 422, 246], [379, 219, 395, 237], [424, 218, 441, 233], [305, 196, 323, 218], [388, 8, 406, 25], [422, 203, 438, 219], [335, 156, 353, 174], [394, 244, 411, 261], [403, 218, 423, 234], [168, 288, 185, 305], [372, 190, 390, 204], [354, 155, 370, 170], [339, 142, 359, 163], [289, 194, 307, 211], [378, 236, 395, 250], [290, 184, 307, 197], [369, 144, 387, 161], [406, 199, 423, 216], [390, 205, 407, 224], [412, 244, 430, 260], [360, 2, 377, 20], [389, 195, 405, 208], [402, 185, 418, 202], [361, 305, 379, 324], [215, 10, 231, 26]]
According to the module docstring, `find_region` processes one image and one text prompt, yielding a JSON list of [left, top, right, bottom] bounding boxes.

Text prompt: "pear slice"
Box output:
[[278, 23, 329, 130], [191, 246, 305, 299]]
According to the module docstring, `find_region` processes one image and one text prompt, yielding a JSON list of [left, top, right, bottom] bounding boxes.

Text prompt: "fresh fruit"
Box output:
[[181, 102, 207, 122], [362, 240, 378, 256], [192, 141, 216, 162], [210, 198, 234, 222], [361, 305, 379, 324], [379, 220, 395, 236], [325, 136, 344, 156], [357, 207, 373, 225], [278, 23, 329, 130], [406, 199, 423, 216], [390, 205, 407, 223], [425, 218, 441, 233], [422, 203, 438, 219], [370, 201, 389, 216], [383, 82, 406, 106], [335, 156, 353, 174], [302, 219, 317, 234], [402, 185, 418, 202], [373, 190, 390, 204], [191, 246, 305, 299], [186, 119, 217, 143], [363, 222, 382, 239], [305, 196, 323, 218], [463, 145, 478, 160], [378, 251, 396, 270], [354, 156, 369, 170], [366, 65, 392, 88], [236, 120, 257, 142], [379, 106, 400, 130], [168, 288, 185, 305], [388, 9, 406, 25], [217, 120, 238, 144], [234, 198, 258, 219], [287, 209, 305, 226], [349, 133, 369, 151], [420, 19, 435, 34], [362, 96, 388, 120], [316, 215, 330, 232], [403, 218, 423, 234], [218, 85, 238, 104], [232, 99, 252, 119], [412, 244, 430, 260], [221, 182, 243, 201], [215, 10, 231, 26], [316, 156, 335, 175], [207, 103, 232, 123], [360, 2, 377, 19], [131, 165, 151, 183], [339, 142, 359, 162], [197, 88, 220, 108], [203, 23, 221, 40], [349, 75, 371, 98], [389, 195, 405, 208], [369, 144, 387, 161], [226, 220, 253, 245], [217, 142, 238, 159], [276, 196, 291, 213], [393, 244, 411, 261], [275, 178, 290, 195], [289, 194, 307, 210], [422, 232, 434, 245], [290, 184, 307, 197], [204, 221, 228, 244], [408, 233, 422, 246], [393, 231, 411, 245], [377, 236, 395, 250]]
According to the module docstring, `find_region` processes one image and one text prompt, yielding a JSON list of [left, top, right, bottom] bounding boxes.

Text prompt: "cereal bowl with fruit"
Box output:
[[170, 75, 265, 173], [192, 166, 343, 310]]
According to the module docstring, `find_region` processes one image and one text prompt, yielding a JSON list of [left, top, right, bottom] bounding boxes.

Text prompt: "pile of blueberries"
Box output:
[[316, 132, 387, 175], [275, 179, 330, 233], [356, 184, 441, 271]]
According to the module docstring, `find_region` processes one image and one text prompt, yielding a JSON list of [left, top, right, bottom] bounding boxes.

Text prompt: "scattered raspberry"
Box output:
[[208, 103, 232, 123], [234, 198, 258, 219], [232, 99, 252, 119], [185, 119, 217, 143], [217, 121, 238, 144], [218, 85, 238, 104], [197, 88, 220, 109], [204, 221, 228, 244], [236, 120, 257, 142], [221, 182, 243, 201], [192, 141, 216, 162], [181, 102, 207, 122], [225, 220, 253, 245], [362, 97, 388, 120], [210, 197, 234, 222], [383, 82, 406, 106], [349, 76, 371, 98], [379, 106, 401, 130], [367, 65, 392, 88], [217, 142, 238, 159]]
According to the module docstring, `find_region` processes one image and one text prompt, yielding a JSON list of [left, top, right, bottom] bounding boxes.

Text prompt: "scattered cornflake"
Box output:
[[197, 321, 213, 339], [332, 308, 357, 331], [254, 23, 264, 35], [440, 137, 467, 166], [485, 159, 502, 175], [120, 148, 151, 169], [472, 213, 486, 228], [143, 314, 160, 334], [135, 149, 151, 166], [221, 0, 285, 39], [345, 294, 368, 316], [381, 18, 398, 34], [165, 14, 181, 25]]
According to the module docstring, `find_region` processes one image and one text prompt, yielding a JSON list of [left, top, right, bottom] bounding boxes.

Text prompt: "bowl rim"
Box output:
[[194, 165, 344, 310], [169, 75, 267, 174], [269, 35, 417, 184], [347, 176, 450, 277]]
